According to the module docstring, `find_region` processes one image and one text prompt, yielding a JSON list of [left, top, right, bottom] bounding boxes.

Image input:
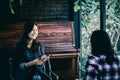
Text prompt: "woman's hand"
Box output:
[[25, 58, 43, 68], [33, 55, 49, 66], [32, 58, 43, 66], [25, 55, 49, 68], [41, 55, 49, 63]]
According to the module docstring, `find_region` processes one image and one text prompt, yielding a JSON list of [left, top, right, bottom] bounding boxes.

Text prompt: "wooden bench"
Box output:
[[37, 22, 80, 79], [0, 22, 80, 79]]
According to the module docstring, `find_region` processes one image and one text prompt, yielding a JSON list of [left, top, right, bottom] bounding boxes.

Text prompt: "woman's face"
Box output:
[[28, 24, 38, 40]]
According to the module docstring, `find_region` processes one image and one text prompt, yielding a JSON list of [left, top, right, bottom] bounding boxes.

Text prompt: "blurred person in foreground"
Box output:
[[84, 30, 120, 80]]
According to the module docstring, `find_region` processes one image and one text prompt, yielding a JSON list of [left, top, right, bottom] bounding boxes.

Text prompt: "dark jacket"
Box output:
[[12, 42, 51, 80]]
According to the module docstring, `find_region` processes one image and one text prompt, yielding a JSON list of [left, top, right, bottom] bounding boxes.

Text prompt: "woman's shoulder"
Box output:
[[87, 55, 99, 60], [87, 55, 100, 65]]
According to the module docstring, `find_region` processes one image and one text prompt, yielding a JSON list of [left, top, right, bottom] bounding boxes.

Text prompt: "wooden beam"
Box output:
[[100, 0, 106, 31]]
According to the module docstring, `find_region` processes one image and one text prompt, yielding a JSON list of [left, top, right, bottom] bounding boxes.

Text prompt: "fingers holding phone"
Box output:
[[41, 55, 49, 62]]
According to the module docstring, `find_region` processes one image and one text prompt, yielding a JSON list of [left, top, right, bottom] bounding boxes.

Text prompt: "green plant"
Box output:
[[9, 0, 23, 14], [74, 0, 80, 12]]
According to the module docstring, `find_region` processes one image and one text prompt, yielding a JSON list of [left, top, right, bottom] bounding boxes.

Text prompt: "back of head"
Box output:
[[91, 30, 114, 56], [90, 30, 119, 64]]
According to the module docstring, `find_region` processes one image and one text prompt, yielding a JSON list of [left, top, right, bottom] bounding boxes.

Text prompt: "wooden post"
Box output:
[[79, 0, 82, 79], [100, 0, 106, 31]]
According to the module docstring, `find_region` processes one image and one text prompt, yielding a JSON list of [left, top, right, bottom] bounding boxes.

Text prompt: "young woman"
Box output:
[[12, 22, 51, 80], [84, 30, 120, 80]]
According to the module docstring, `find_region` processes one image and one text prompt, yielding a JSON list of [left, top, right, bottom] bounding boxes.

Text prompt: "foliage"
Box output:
[[106, 0, 120, 51], [9, 0, 23, 14], [81, 0, 100, 71], [74, 0, 80, 12]]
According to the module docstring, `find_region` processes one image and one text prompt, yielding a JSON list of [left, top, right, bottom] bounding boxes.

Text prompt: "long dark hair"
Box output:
[[19, 22, 40, 54], [91, 30, 119, 64]]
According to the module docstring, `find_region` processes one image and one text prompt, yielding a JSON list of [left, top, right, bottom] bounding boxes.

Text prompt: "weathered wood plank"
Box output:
[[37, 22, 74, 46], [0, 23, 24, 48]]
